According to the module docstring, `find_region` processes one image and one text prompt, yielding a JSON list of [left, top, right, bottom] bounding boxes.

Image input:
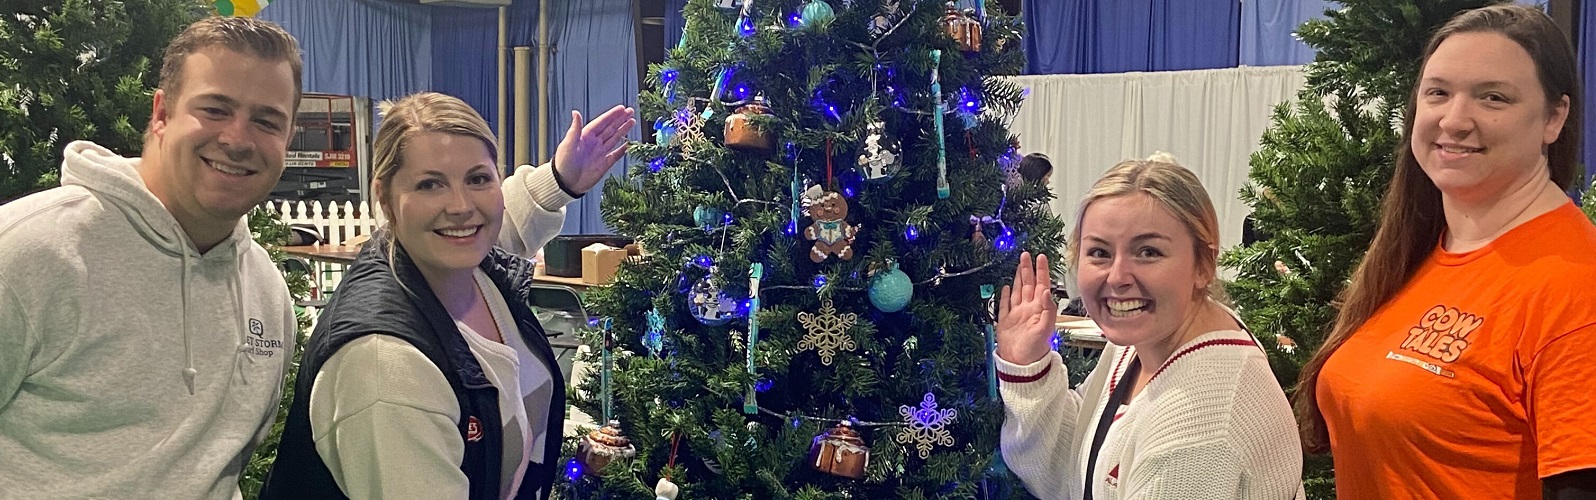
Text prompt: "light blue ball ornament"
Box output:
[[800, 0, 835, 29], [694, 205, 728, 229], [868, 262, 913, 313]]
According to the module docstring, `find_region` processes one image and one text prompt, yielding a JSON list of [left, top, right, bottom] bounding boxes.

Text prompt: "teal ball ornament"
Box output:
[[694, 205, 726, 229], [868, 263, 913, 313], [800, 0, 835, 29]]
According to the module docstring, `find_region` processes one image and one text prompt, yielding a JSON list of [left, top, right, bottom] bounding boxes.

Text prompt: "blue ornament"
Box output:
[[654, 117, 677, 145], [690, 275, 738, 326], [799, 0, 834, 29], [694, 205, 727, 229], [642, 308, 667, 357], [869, 262, 914, 313]]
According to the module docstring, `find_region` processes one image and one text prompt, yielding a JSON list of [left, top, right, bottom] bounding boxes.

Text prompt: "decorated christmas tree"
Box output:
[[562, 0, 1063, 498], [1218, 0, 1506, 496]]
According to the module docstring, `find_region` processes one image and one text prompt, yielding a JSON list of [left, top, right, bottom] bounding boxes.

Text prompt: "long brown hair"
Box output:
[[1294, 4, 1583, 453]]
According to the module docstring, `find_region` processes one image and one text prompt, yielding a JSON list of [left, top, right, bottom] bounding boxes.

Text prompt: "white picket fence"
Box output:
[[265, 199, 380, 296]]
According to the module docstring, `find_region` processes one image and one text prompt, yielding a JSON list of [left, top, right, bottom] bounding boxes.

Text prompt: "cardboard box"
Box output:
[[581, 244, 629, 285], [544, 235, 633, 277]]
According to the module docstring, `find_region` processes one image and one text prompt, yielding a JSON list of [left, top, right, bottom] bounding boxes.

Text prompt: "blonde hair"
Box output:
[[369, 92, 499, 268], [1067, 153, 1223, 297]]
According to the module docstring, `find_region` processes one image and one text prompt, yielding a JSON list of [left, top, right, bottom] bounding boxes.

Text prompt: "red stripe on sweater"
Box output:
[[997, 361, 1051, 384], [1148, 338, 1259, 383], [1107, 346, 1133, 392]]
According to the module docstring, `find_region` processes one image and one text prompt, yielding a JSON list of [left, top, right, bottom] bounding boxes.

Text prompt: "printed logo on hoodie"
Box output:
[[244, 317, 284, 358]]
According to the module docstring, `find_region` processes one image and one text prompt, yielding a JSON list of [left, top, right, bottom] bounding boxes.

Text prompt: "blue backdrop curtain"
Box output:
[[257, 0, 432, 101], [549, 0, 640, 234], [1022, 0, 1240, 74], [1240, 0, 1329, 66], [1583, 0, 1596, 187], [430, 2, 542, 169], [665, 0, 688, 49]]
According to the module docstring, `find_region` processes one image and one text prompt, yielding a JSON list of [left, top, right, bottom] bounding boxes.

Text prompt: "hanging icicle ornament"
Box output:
[[897, 393, 958, 459], [799, 0, 835, 30], [868, 260, 913, 313], [797, 298, 857, 365], [576, 420, 637, 476], [930, 50, 950, 199], [744, 263, 764, 414], [787, 142, 802, 235], [857, 117, 901, 181], [809, 421, 870, 480], [981, 284, 999, 400], [943, 2, 982, 53], [690, 270, 738, 326], [724, 95, 776, 153]]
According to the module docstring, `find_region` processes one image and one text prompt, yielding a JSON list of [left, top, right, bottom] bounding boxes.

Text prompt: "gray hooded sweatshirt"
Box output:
[[0, 141, 296, 499]]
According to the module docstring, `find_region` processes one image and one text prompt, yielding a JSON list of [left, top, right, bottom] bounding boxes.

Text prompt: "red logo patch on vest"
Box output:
[[1106, 463, 1120, 488], [467, 416, 483, 442]]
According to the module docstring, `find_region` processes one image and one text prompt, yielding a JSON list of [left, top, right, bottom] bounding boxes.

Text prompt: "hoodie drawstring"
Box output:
[[234, 257, 256, 386], [180, 240, 198, 395]]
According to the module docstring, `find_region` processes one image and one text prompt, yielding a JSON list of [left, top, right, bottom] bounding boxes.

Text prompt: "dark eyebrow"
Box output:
[[1421, 77, 1518, 92], [191, 93, 290, 122]]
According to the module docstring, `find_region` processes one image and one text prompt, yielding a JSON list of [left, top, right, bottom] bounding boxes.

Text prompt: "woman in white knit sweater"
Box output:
[[995, 156, 1304, 500]]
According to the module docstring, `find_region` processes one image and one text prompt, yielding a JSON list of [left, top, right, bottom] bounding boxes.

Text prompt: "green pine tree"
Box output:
[[566, 1, 1063, 498], [1219, 1, 1508, 497], [0, 0, 206, 202]]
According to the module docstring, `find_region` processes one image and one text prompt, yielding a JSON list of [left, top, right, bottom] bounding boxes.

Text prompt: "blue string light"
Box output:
[[785, 220, 798, 235], [564, 458, 583, 481], [958, 86, 981, 114], [994, 227, 1016, 252], [905, 224, 920, 241], [661, 68, 678, 85], [755, 379, 773, 392], [812, 274, 828, 289], [648, 157, 666, 172], [693, 255, 714, 268], [787, 12, 802, 27], [730, 82, 752, 101], [738, 16, 757, 37]]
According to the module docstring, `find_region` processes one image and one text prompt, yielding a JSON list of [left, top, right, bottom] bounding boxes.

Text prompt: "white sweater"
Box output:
[[307, 163, 571, 499], [998, 330, 1304, 500]]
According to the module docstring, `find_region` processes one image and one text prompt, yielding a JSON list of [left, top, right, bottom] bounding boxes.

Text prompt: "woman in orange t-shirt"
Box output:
[[1295, 5, 1596, 499]]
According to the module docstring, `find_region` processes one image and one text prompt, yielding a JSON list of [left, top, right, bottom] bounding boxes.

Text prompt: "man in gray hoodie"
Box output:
[[0, 16, 634, 500]]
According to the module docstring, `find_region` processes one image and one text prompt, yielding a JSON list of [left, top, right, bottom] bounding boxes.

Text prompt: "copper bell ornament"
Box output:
[[943, 2, 982, 54], [724, 96, 776, 153], [808, 421, 870, 479], [576, 420, 637, 476]]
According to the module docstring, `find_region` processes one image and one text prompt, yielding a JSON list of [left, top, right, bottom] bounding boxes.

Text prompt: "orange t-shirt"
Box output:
[[1318, 202, 1596, 499]]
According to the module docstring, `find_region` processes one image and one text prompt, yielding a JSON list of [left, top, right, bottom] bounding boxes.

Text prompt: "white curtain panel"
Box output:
[[1006, 65, 1306, 261]]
